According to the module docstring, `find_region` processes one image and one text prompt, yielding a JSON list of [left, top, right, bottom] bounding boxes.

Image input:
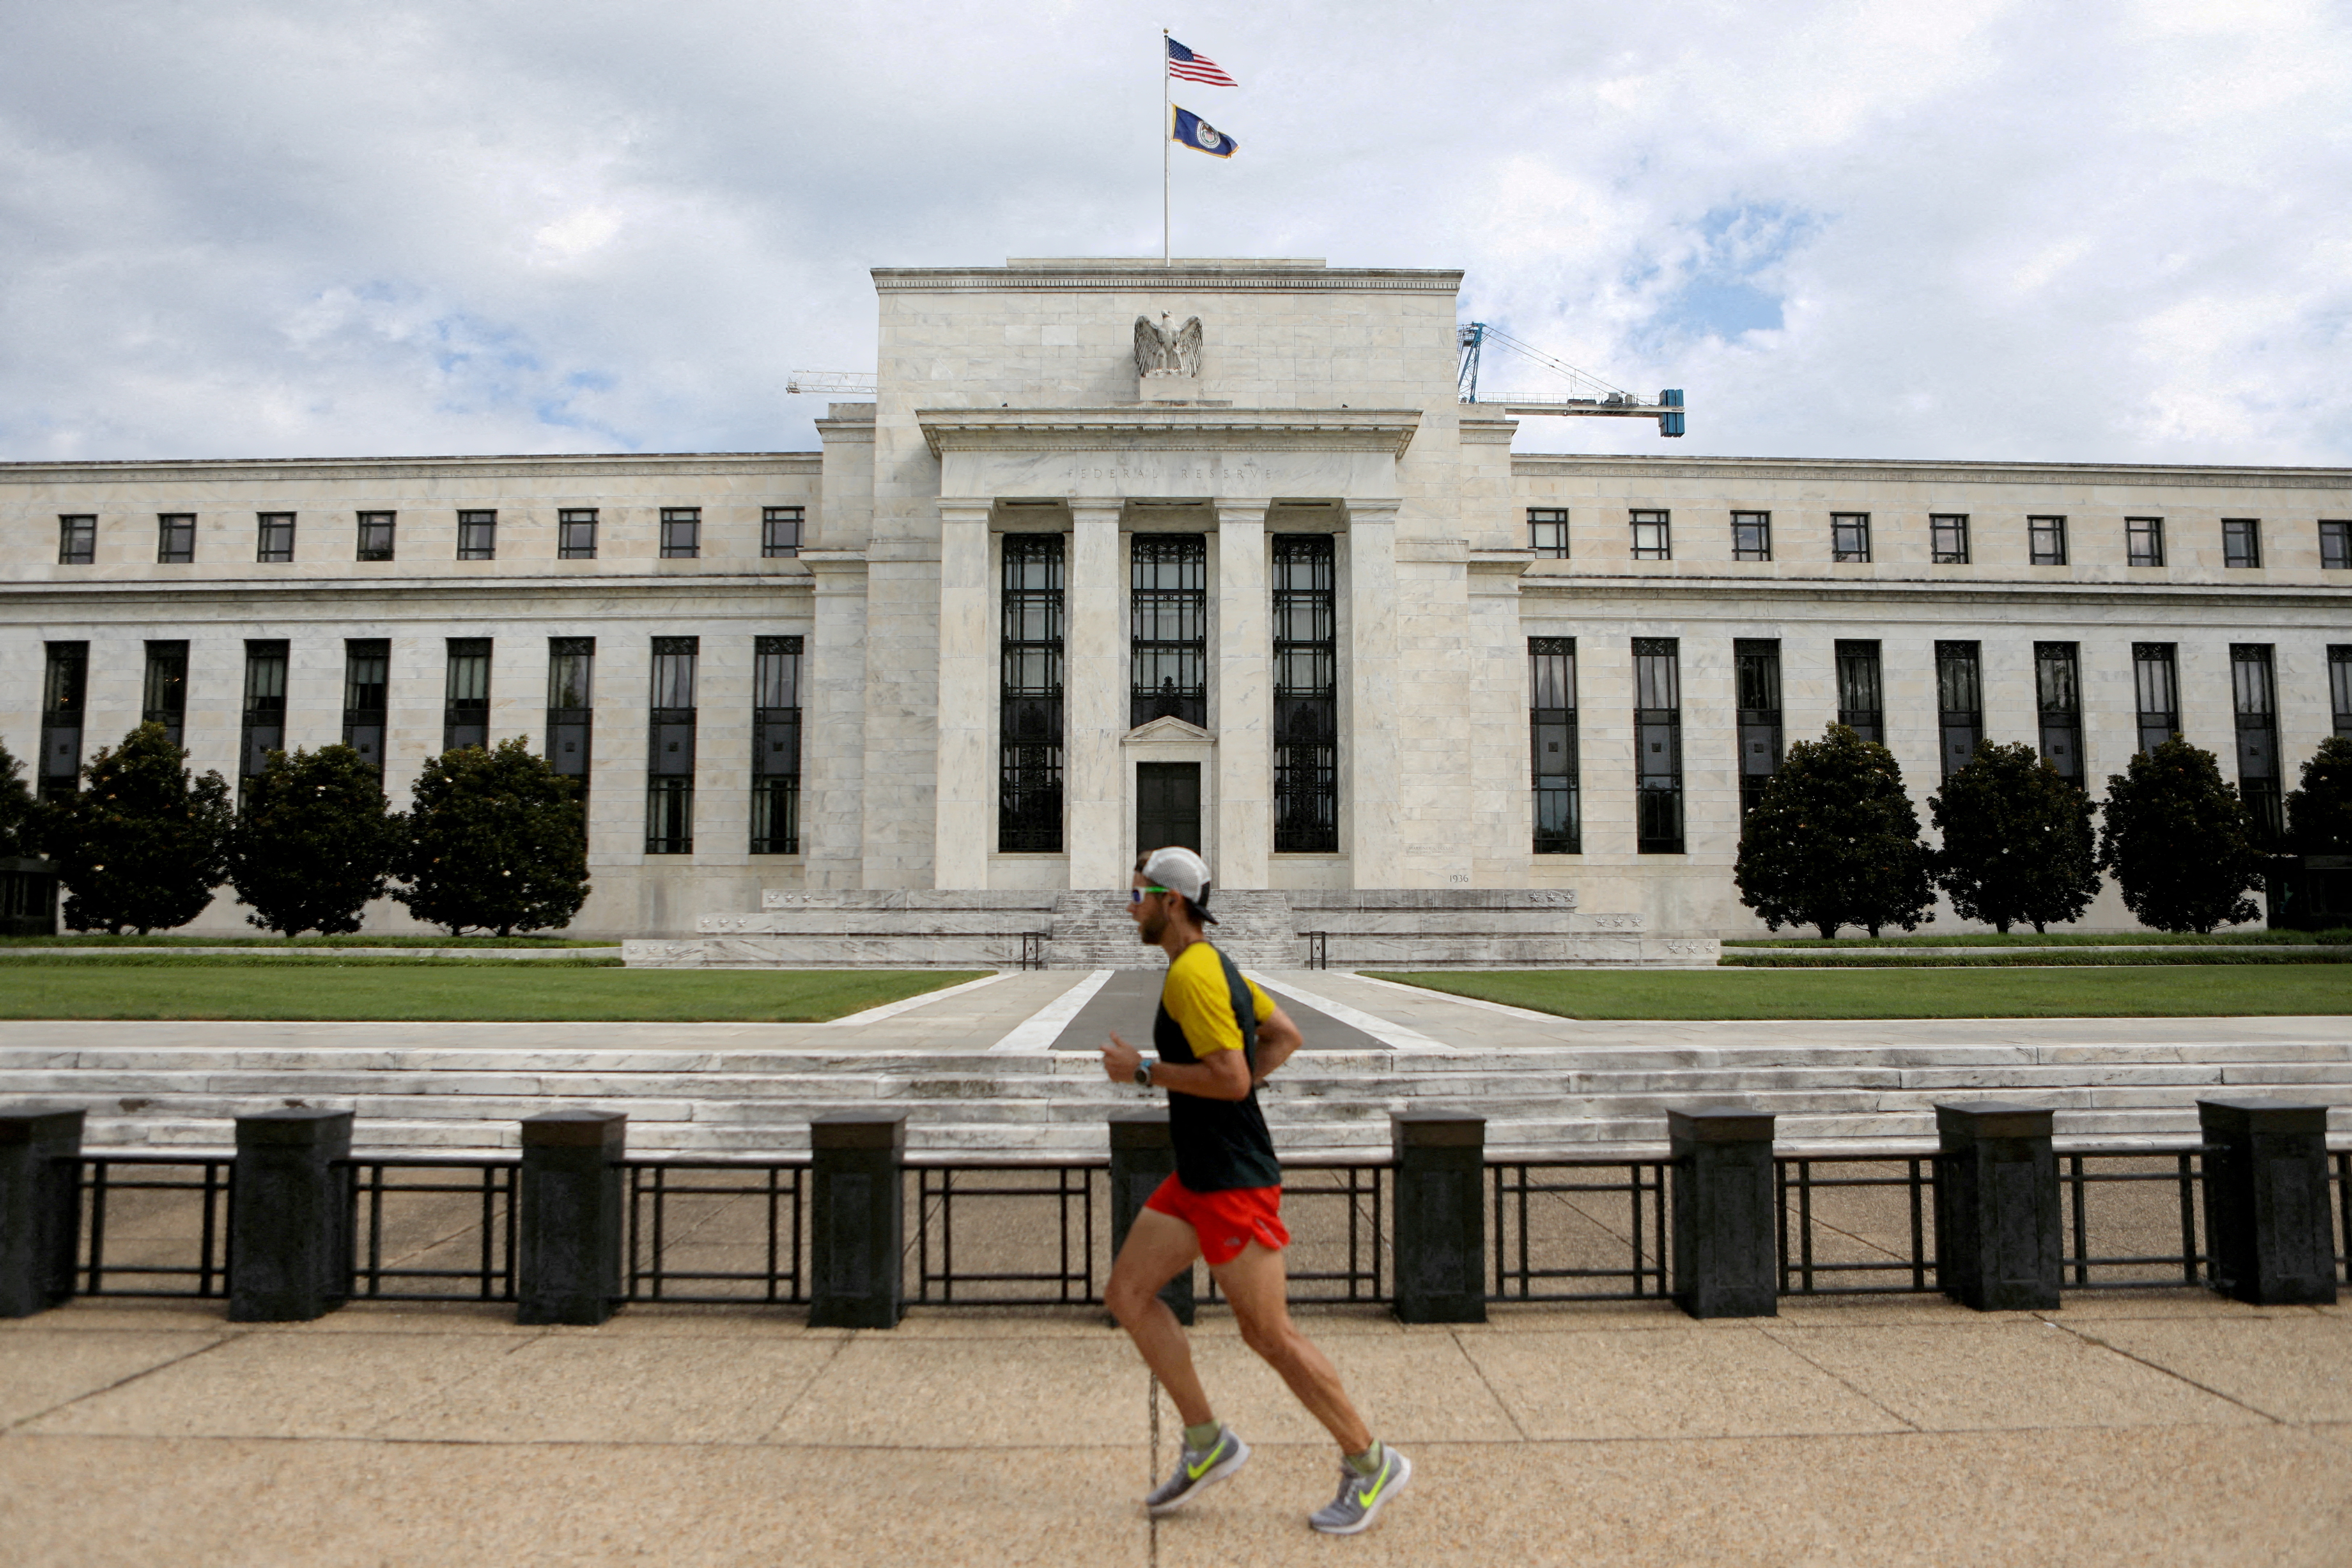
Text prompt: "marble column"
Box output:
[[1347, 501, 1403, 887], [799, 550, 868, 889], [932, 502, 993, 890], [1065, 502, 1126, 889], [1215, 503, 1270, 890]]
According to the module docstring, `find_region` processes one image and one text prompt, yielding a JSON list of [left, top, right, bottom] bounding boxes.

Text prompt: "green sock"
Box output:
[[1184, 1420, 1223, 1451], [1345, 1439, 1384, 1477]]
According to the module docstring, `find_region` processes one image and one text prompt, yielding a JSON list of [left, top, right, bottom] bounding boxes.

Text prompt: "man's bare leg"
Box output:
[[1209, 1241, 1372, 1453], [1105, 1208, 1213, 1427]]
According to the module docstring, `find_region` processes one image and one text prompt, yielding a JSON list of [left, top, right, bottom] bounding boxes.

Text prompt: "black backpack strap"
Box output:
[[1210, 945, 1258, 1069]]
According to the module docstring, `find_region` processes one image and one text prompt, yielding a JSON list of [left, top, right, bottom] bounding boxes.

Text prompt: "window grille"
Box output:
[[752, 635, 803, 854], [1530, 638, 1579, 854], [999, 534, 1065, 852], [558, 509, 599, 560], [57, 515, 96, 565], [1731, 512, 1772, 563], [256, 513, 296, 563], [1831, 513, 1871, 563], [1835, 641, 1884, 745], [1935, 641, 1983, 778], [1273, 534, 1338, 852], [546, 637, 594, 820], [2319, 521, 2349, 571], [1527, 508, 1570, 558], [1130, 534, 1207, 729], [1631, 510, 1671, 562], [1930, 515, 1970, 565], [2221, 519, 2261, 569], [1735, 639, 1783, 817], [442, 639, 491, 753], [343, 639, 389, 775], [2133, 643, 2180, 757], [2035, 642, 2083, 783], [456, 511, 496, 561], [2127, 517, 2165, 567], [240, 640, 289, 792], [2331, 646, 2352, 738], [356, 512, 395, 562], [660, 507, 701, 559], [762, 506, 804, 558], [157, 514, 196, 564], [39, 643, 88, 801], [646, 637, 698, 854], [2231, 645, 2281, 845], [2029, 515, 2068, 566], [1634, 638, 1682, 853], [142, 641, 189, 750]]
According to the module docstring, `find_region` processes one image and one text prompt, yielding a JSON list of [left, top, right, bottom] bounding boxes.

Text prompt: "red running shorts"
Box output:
[[1144, 1173, 1291, 1266]]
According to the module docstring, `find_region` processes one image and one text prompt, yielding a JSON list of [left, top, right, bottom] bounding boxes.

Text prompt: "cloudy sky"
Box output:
[[4, 0, 2347, 465]]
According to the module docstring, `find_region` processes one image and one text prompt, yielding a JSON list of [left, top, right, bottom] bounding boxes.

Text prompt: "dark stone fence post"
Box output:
[[2199, 1099, 2338, 1306], [1392, 1112, 1486, 1324], [1668, 1107, 1778, 1318], [229, 1108, 353, 1323], [1, 1105, 85, 1318], [1934, 1102, 2060, 1311], [809, 1114, 904, 1329], [1108, 1111, 1192, 1325], [517, 1110, 626, 1326]]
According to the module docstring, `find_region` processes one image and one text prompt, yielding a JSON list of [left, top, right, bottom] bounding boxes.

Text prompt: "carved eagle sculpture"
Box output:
[[1134, 313, 1203, 377]]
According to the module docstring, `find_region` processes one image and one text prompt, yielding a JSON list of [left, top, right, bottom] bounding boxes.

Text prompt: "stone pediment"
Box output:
[[917, 406, 1420, 458], [1122, 716, 1214, 745]]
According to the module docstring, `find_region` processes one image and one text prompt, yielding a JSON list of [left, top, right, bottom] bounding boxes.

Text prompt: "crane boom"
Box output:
[[1456, 323, 1685, 436]]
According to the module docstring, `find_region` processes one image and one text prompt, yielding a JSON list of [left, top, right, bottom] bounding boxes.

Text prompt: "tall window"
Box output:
[[1835, 640, 1884, 744], [2222, 518, 2261, 568], [2035, 642, 2082, 784], [1272, 534, 1338, 852], [1731, 512, 1772, 563], [240, 640, 289, 795], [1131, 534, 1207, 729], [356, 512, 396, 562], [1935, 641, 1983, 777], [1930, 515, 1970, 565], [1527, 508, 1569, 558], [1735, 639, 1783, 817], [2320, 521, 2350, 571], [2330, 645, 2352, 737], [558, 509, 599, 560], [762, 506, 804, 558], [2029, 515, 2068, 566], [1831, 513, 1871, 563], [751, 636, 803, 854], [456, 510, 496, 561], [2231, 644, 2282, 845], [1530, 638, 1579, 854], [257, 513, 295, 563], [546, 637, 594, 808], [2133, 643, 2180, 756], [157, 514, 196, 564], [1634, 639, 1682, 853], [1631, 510, 1672, 561], [2127, 517, 2165, 567], [56, 516, 96, 565], [40, 642, 88, 802], [343, 639, 389, 775], [143, 641, 189, 750], [660, 507, 701, 559], [646, 637, 698, 854], [999, 534, 1065, 852], [443, 638, 491, 753]]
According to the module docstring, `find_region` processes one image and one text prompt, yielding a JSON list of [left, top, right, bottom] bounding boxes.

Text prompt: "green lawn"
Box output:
[[0, 933, 616, 948], [1722, 949, 2348, 968], [1723, 929, 2352, 948], [1372, 967, 2352, 1020], [0, 963, 987, 1022]]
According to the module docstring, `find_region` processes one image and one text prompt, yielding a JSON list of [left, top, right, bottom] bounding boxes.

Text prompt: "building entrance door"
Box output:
[[1135, 762, 1202, 856]]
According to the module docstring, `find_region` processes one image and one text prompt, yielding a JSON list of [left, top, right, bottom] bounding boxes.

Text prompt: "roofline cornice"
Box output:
[[916, 407, 1422, 458], [0, 574, 814, 612], [874, 266, 1462, 295], [1521, 573, 2352, 611], [1510, 454, 2352, 490], [0, 453, 822, 485]]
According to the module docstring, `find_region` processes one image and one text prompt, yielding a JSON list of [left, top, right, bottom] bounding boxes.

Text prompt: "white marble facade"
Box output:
[[1, 256, 2347, 936]]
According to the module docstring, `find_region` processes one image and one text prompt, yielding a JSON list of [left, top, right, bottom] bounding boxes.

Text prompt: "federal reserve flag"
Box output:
[[1171, 106, 1237, 159]]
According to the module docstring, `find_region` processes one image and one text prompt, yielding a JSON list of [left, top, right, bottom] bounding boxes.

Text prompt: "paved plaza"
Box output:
[[3, 1290, 2348, 1566]]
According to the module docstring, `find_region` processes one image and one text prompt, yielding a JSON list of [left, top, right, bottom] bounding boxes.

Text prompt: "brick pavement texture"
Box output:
[[3, 1292, 2348, 1567]]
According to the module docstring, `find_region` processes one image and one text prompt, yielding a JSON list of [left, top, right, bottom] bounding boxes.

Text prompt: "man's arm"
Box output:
[[1250, 1005, 1303, 1086], [1100, 1031, 1252, 1101]]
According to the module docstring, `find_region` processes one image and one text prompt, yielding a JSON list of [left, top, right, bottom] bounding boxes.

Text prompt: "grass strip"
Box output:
[[0, 933, 614, 949], [1721, 949, 2351, 968], [1722, 929, 2352, 949], [0, 965, 988, 1022], [1371, 966, 2352, 1020], [0, 953, 626, 969]]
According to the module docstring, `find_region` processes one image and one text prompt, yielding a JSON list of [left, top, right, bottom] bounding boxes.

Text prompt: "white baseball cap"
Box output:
[[1140, 846, 1217, 923]]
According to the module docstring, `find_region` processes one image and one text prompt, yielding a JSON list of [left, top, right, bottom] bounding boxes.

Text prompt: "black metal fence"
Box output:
[[79, 1154, 233, 1299], [348, 1157, 516, 1303], [1491, 1159, 1670, 1302]]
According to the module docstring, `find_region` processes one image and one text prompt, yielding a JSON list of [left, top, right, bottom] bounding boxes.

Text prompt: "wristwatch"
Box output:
[[1133, 1061, 1153, 1088]]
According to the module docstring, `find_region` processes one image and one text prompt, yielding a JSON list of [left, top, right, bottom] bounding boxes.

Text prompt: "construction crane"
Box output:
[[786, 371, 878, 395], [1456, 323, 1684, 437]]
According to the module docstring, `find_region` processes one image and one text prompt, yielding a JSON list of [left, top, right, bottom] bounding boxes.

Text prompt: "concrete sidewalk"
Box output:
[[4, 1291, 2347, 1566]]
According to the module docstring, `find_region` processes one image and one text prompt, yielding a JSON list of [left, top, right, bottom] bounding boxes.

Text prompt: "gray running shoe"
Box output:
[[1144, 1425, 1250, 1516], [1308, 1446, 1411, 1535]]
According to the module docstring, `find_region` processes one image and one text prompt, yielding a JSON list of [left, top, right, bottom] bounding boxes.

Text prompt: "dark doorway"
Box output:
[[1135, 762, 1202, 855]]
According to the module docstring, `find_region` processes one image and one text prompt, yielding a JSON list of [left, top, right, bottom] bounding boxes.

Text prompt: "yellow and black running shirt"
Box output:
[[1155, 941, 1282, 1192]]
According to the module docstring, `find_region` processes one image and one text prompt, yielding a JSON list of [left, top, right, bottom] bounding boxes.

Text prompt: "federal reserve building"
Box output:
[[3, 256, 2348, 956]]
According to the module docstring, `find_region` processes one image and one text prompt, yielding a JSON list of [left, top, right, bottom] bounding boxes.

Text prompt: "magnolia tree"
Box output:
[[2286, 735, 2352, 855], [0, 739, 34, 858], [228, 743, 404, 936], [42, 724, 233, 934], [1735, 724, 1937, 939], [1928, 741, 2102, 934], [2097, 738, 2267, 933], [392, 738, 588, 937]]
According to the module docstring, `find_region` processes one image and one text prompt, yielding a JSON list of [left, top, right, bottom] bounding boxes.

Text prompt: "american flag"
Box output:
[[1166, 38, 1237, 87]]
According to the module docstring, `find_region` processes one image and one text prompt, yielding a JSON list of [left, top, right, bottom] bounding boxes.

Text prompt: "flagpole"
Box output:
[[1161, 28, 1170, 266]]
